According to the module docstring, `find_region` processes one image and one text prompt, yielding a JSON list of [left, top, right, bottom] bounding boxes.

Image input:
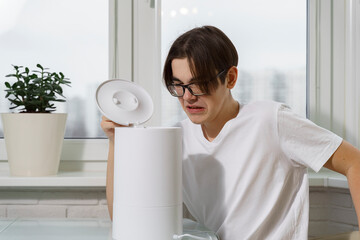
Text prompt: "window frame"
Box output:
[[308, 0, 360, 148]]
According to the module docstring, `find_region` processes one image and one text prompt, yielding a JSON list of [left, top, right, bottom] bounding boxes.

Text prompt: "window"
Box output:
[[160, 0, 307, 127], [1, 0, 358, 163], [0, 0, 108, 138], [0, 0, 306, 137], [309, 0, 360, 147]]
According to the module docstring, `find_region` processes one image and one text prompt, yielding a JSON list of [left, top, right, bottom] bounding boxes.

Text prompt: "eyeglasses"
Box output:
[[167, 68, 229, 97]]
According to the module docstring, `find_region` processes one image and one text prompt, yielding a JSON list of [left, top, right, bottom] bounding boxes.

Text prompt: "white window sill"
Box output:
[[0, 171, 106, 188], [0, 139, 108, 188], [0, 168, 347, 189], [308, 168, 348, 189]]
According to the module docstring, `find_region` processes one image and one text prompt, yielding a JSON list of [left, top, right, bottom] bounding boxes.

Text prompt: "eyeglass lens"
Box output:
[[168, 68, 229, 97], [169, 83, 203, 97]]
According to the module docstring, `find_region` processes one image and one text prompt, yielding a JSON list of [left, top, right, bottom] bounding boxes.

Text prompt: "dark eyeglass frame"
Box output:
[[167, 68, 229, 97]]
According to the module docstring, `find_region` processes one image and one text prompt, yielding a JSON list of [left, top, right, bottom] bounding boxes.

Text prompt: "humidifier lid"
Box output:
[[96, 79, 154, 125]]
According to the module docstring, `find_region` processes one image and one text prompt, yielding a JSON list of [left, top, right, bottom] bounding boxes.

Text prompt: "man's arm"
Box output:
[[106, 140, 114, 220], [324, 140, 360, 227], [100, 116, 123, 221]]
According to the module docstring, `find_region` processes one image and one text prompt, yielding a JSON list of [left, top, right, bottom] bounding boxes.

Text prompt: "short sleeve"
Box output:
[[277, 104, 343, 172]]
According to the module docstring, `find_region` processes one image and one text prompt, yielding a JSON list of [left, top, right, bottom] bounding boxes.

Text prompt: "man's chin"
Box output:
[[187, 114, 204, 125]]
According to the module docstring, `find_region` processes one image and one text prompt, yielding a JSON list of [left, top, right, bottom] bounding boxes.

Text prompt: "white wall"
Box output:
[[309, 187, 358, 237], [0, 187, 356, 238]]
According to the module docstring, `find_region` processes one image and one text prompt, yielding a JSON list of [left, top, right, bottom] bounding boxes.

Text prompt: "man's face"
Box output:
[[171, 58, 231, 125]]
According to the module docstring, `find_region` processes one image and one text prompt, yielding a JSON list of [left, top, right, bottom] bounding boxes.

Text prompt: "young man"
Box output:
[[101, 26, 360, 239]]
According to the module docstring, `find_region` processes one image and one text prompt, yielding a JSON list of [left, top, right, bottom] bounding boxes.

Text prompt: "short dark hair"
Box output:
[[163, 25, 238, 94]]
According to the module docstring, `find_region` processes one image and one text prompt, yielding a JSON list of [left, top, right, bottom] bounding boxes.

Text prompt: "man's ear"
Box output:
[[226, 66, 238, 89]]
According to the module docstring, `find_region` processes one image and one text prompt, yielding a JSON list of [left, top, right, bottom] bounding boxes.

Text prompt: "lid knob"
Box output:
[[112, 90, 139, 111]]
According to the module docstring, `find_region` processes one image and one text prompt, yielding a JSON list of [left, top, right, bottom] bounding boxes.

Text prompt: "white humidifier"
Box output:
[[96, 79, 183, 240]]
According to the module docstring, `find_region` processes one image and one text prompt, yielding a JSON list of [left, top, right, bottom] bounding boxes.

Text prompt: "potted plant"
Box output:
[[1, 64, 71, 176]]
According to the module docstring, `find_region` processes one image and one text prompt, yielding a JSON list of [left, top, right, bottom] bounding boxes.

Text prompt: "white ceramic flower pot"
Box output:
[[1, 113, 67, 176]]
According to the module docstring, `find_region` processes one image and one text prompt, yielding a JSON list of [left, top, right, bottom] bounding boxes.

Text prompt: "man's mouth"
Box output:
[[186, 105, 205, 113], [187, 106, 203, 109]]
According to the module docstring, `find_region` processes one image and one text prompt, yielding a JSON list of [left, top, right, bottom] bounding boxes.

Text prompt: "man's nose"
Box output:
[[182, 88, 196, 101]]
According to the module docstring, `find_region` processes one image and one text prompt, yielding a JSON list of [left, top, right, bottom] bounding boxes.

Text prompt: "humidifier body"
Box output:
[[112, 127, 183, 240]]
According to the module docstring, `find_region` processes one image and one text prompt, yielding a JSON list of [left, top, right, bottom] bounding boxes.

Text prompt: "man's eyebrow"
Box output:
[[171, 77, 182, 83], [171, 77, 197, 84]]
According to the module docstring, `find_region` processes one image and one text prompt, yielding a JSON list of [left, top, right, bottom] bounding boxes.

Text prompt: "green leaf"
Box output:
[[5, 74, 17, 78], [5, 82, 11, 88], [12, 65, 23, 71], [54, 85, 63, 93], [18, 90, 26, 96], [36, 64, 43, 70], [9, 99, 23, 106], [16, 81, 25, 88], [32, 78, 42, 84], [26, 100, 42, 106]]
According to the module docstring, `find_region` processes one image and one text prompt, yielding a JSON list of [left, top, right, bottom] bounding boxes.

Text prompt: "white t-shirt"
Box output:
[[177, 101, 342, 240]]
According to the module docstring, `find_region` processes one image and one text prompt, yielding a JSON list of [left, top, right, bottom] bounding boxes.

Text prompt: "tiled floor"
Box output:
[[310, 231, 360, 240], [0, 218, 218, 240], [0, 218, 111, 240]]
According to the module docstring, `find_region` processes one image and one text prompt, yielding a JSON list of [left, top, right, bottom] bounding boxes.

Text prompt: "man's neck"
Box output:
[[201, 100, 239, 142]]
